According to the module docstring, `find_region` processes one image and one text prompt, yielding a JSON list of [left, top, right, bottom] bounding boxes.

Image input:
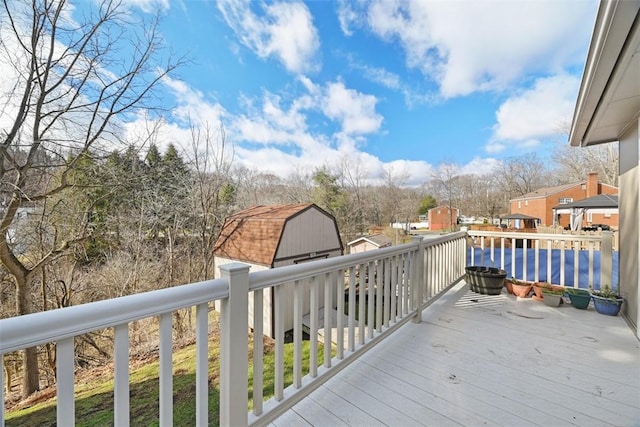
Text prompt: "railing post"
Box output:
[[601, 231, 613, 288], [412, 236, 424, 323], [219, 263, 250, 427]]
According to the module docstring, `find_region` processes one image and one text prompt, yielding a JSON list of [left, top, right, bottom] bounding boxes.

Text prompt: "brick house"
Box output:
[[509, 173, 617, 227], [427, 205, 459, 231]]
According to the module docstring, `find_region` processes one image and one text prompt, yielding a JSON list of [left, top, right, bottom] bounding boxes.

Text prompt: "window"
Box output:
[[604, 212, 611, 218], [587, 212, 593, 222], [525, 200, 528, 206], [518, 201, 521, 209], [558, 197, 573, 205]]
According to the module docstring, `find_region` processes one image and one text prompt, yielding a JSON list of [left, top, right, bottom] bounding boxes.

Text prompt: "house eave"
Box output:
[[569, 0, 640, 147]]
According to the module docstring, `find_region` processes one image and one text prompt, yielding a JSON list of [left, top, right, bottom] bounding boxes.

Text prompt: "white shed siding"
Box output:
[[275, 208, 341, 262]]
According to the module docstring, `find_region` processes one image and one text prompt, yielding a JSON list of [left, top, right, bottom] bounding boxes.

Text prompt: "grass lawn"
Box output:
[[5, 334, 327, 426]]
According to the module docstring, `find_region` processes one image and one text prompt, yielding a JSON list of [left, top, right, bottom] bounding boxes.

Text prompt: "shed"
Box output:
[[347, 234, 392, 254], [214, 203, 343, 337]]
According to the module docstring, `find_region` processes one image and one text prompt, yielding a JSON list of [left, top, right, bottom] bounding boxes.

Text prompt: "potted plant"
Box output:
[[565, 287, 591, 309], [465, 266, 506, 295], [591, 285, 623, 316], [541, 287, 564, 307], [504, 277, 515, 295], [532, 282, 552, 300], [510, 278, 532, 298]]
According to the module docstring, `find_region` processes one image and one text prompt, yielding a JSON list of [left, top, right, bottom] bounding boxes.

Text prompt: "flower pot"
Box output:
[[504, 280, 514, 295], [592, 295, 623, 316], [511, 282, 532, 298], [566, 289, 591, 309], [532, 283, 546, 298], [541, 291, 562, 307], [465, 266, 506, 295]]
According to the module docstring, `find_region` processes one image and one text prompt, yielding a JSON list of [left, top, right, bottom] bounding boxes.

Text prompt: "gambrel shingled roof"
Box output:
[[213, 204, 334, 266]]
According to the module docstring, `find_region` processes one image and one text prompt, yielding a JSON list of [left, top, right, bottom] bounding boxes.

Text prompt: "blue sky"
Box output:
[[6, 0, 600, 186]]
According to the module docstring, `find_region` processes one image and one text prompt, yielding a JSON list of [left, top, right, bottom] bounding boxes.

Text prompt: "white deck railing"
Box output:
[[1, 232, 467, 427], [467, 230, 615, 289]]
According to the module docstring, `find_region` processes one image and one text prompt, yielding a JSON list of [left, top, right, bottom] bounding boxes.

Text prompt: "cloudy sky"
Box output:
[[12, 0, 600, 186]]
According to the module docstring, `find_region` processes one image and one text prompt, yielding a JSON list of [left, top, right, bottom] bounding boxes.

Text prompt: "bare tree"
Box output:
[[186, 121, 234, 281], [430, 163, 460, 230], [0, 0, 180, 397], [496, 154, 548, 201]]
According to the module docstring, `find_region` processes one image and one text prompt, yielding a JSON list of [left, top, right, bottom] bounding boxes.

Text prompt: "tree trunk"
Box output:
[[16, 275, 40, 398]]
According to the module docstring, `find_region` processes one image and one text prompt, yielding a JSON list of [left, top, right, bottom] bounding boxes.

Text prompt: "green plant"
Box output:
[[541, 287, 564, 296], [590, 284, 620, 300], [565, 287, 589, 295]]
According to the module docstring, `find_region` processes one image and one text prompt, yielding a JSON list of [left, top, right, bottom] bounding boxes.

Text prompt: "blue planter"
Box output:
[[592, 295, 623, 316]]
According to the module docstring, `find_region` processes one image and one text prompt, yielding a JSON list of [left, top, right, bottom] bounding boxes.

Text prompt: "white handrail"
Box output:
[[0, 278, 228, 354], [1, 231, 469, 427]]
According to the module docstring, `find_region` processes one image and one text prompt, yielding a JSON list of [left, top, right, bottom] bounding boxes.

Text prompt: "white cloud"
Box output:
[[323, 81, 383, 135], [459, 157, 501, 176], [349, 0, 595, 98], [123, 0, 170, 13], [491, 73, 580, 143], [217, 0, 320, 74]]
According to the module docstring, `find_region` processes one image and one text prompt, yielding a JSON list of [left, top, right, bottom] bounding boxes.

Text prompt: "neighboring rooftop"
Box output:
[[553, 194, 619, 209], [347, 233, 393, 248]]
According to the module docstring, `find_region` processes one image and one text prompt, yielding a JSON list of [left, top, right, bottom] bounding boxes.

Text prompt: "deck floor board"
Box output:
[[273, 283, 640, 426]]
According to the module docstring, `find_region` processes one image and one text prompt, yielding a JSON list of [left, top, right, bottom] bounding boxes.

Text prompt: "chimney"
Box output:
[[586, 172, 599, 197]]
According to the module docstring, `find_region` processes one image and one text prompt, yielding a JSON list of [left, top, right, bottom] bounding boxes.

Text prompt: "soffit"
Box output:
[[570, 1, 640, 146]]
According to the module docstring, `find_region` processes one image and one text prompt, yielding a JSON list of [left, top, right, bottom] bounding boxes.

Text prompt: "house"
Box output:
[[569, 0, 639, 338], [509, 172, 617, 227], [347, 233, 392, 254], [213, 203, 343, 337], [427, 205, 459, 231], [552, 194, 619, 230]]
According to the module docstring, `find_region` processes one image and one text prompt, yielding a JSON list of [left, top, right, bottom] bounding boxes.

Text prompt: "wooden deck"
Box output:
[[271, 282, 640, 426]]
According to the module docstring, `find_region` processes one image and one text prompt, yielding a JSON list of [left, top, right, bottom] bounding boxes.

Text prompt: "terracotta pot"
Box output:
[[511, 282, 532, 298], [532, 283, 547, 298], [504, 280, 514, 295]]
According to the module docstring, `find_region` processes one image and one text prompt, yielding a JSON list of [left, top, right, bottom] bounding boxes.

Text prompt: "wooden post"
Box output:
[[219, 263, 250, 427], [601, 231, 614, 288]]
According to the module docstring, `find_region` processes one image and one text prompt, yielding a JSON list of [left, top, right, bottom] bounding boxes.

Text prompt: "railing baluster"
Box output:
[[358, 262, 366, 344], [114, 324, 130, 427], [376, 260, 383, 333], [159, 313, 173, 427], [547, 240, 552, 283], [390, 256, 397, 323], [574, 242, 581, 287], [335, 271, 344, 358], [253, 290, 264, 411], [195, 303, 209, 425], [500, 237, 505, 270], [367, 261, 375, 338], [310, 276, 318, 377], [324, 273, 332, 368], [274, 284, 284, 399], [560, 241, 566, 286], [348, 266, 356, 351], [511, 238, 516, 278], [383, 258, 391, 327], [588, 241, 595, 287], [534, 240, 540, 282], [57, 338, 75, 426], [293, 281, 303, 387], [523, 239, 528, 282]]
